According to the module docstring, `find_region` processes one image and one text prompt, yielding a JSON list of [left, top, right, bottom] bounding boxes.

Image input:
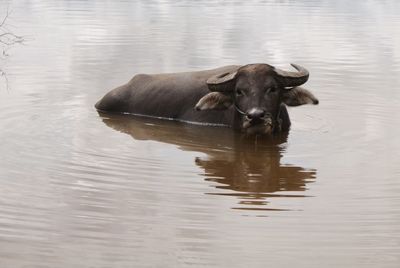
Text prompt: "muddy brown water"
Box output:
[[0, 0, 400, 267]]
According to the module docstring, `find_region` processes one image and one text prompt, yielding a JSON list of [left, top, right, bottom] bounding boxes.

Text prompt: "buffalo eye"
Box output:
[[236, 89, 244, 96], [266, 86, 277, 94]]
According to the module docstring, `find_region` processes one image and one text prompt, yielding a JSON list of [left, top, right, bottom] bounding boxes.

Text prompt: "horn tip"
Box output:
[[290, 63, 300, 69]]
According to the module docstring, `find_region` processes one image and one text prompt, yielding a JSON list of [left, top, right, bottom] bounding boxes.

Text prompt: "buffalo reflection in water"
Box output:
[[99, 113, 316, 211]]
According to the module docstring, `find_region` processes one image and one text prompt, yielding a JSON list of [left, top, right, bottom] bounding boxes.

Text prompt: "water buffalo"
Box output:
[[95, 63, 318, 135]]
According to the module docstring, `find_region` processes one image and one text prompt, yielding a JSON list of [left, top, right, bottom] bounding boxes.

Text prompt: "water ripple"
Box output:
[[1, 0, 400, 267]]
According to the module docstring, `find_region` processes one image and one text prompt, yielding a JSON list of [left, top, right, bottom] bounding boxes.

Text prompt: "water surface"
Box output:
[[0, 0, 400, 267]]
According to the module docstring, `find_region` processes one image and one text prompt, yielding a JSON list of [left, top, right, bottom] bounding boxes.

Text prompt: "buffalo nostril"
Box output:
[[246, 109, 266, 120], [246, 109, 269, 123]]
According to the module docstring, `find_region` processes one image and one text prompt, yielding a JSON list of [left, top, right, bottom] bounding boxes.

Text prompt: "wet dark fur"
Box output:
[[95, 65, 292, 131]]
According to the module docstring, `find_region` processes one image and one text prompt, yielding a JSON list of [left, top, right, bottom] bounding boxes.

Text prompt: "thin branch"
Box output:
[[0, 7, 23, 91], [0, 68, 9, 92], [0, 32, 24, 45], [0, 8, 24, 46], [0, 9, 9, 28]]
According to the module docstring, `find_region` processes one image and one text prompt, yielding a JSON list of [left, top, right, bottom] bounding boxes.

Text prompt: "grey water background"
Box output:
[[1, 0, 400, 267]]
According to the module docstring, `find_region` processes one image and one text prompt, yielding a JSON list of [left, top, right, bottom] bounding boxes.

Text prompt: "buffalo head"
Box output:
[[195, 63, 318, 135]]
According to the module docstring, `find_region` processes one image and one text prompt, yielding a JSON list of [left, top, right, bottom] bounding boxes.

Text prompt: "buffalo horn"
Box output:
[[273, 63, 309, 87]]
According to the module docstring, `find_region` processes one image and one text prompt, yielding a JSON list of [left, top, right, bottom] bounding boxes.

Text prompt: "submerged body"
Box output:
[[96, 66, 240, 126], [95, 64, 318, 135]]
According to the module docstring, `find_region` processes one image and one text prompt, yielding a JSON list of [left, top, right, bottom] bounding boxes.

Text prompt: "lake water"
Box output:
[[1, 0, 400, 267]]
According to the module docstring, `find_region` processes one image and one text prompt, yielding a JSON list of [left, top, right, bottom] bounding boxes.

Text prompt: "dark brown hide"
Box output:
[[95, 66, 240, 126], [95, 64, 318, 134]]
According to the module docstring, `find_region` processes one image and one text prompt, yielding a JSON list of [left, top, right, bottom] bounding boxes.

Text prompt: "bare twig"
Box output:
[[0, 8, 9, 28], [1, 8, 24, 46], [0, 7, 25, 90], [0, 32, 24, 46]]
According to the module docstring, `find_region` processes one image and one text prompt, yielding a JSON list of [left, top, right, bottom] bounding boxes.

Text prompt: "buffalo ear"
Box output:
[[206, 70, 238, 92], [195, 92, 233, 111], [282, 86, 319, 106]]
